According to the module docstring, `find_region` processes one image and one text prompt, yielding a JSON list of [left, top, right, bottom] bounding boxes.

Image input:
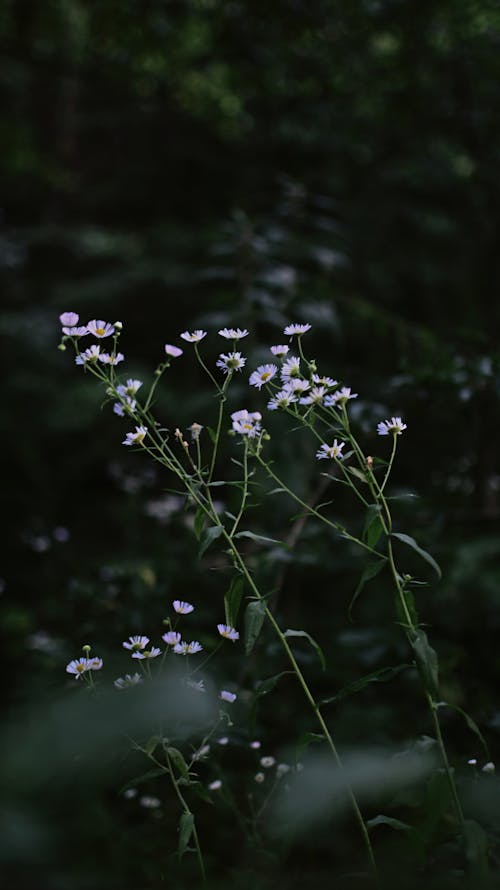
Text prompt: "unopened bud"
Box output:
[[58, 343, 67, 351], [366, 455, 373, 469]]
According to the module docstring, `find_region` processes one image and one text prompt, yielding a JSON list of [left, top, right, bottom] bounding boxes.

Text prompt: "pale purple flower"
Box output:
[[250, 740, 261, 749], [216, 352, 246, 373], [231, 409, 262, 438], [316, 440, 345, 460], [280, 355, 301, 382], [114, 396, 136, 416], [193, 744, 210, 760], [285, 378, 310, 393], [324, 387, 358, 407], [270, 344, 290, 357], [123, 635, 149, 652], [299, 385, 326, 405], [63, 325, 88, 337], [87, 656, 103, 671], [377, 416, 407, 436], [75, 345, 101, 364], [165, 344, 183, 357], [123, 425, 148, 446], [217, 623, 240, 642], [114, 673, 143, 689], [173, 640, 203, 655], [132, 646, 162, 660], [267, 389, 298, 411], [173, 600, 194, 614], [162, 631, 182, 646], [219, 690, 237, 703], [59, 312, 79, 327], [66, 657, 90, 678], [249, 364, 278, 389], [217, 736, 229, 745], [312, 374, 338, 389], [218, 327, 249, 340], [208, 779, 222, 791], [180, 330, 207, 343], [87, 319, 115, 338], [99, 352, 124, 365], [117, 379, 142, 396], [284, 323, 311, 336]]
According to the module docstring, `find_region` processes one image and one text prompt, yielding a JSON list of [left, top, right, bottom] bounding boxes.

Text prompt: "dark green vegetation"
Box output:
[[1, 1, 500, 887]]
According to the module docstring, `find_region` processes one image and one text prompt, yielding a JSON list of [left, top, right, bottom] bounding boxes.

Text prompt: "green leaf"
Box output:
[[346, 466, 368, 483], [348, 559, 387, 619], [224, 576, 245, 626], [319, 664, 413, 706], [244, 600, 267, 654], [144, 735, 160, 756], [463, 819, 491, 882], [437, 702, 490, 759], [284, 629, 326, 671], [178, 812, 195, 860], [234, 530, 282, 546], [255, 671, 292, 697], [166, 746, 190, 781], [295, 731, 325, 759], [409, 630, 439, 697], [392, 532, 442, 579], [363, 505, 384, 549], [189, 781, 214, 805], [199, 524, 223, 557], [367, 815, 412, 832], [193, 506, 205, 541], [395, 587, 419, 626]]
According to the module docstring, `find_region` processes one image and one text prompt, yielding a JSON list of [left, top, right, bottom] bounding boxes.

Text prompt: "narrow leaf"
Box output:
[[410, 630, 439, 697], [178, 812, 195, 860], [234, 530, 282, 546], [348, 559, 387, 619], [363, 505, 384, 550], [255, 671, 292, 697], [199, 524, 223, 558], [296, 731, 325, 759], [244, 600, 267, 655], [319, 664, 413, 706], [437, 702, 490, 759], [284, 629, 326, 671], [346, 466, 368, 483], [166, 747, 190, 781], [193, 506, 205, 542], [144, 735, 160, 756], [392, 532, 442, 579], [224, 576, 245, 626]]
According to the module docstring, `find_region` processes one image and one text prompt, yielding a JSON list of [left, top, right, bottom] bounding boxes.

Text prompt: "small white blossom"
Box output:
[[270, 344, 290, 357], [132, 646, 162, 660], [267, 390, 298, 411], [123, 635, 150, 652], [123, 788, 137, 799], [377, 416, 407, 436], [139, 795, 161, 809], [173, 640, 203, 655], [217, 624, 240, 642], [280, 355, 301, 382], [260, 756, 276, 768], [482, 761, 495, 773], [285, 378, 310, 393], [316, 440, 345, 460], [250, 740, 261, 749], [180, 330, 207, 343], [312, 374, 338, 388], [254, 772, 265, 783], [218, 328, 249, 340], [87, 319, 115, 338], [299, 385, 327, 406], [114, 673, 143, 689], [123, 425, 148, 446], [75, 345, 101, 365], [284, 323, 312, 336], [87, 656, 103, 671], [99, 352, 124, 365], [63, 325, 88, 337], [324, 387, 358, 407], [231, 409, 262, 438], [277, 763, 291, 777], [66, 658, 91, 678], [189, 422, 203, 441], [117, 379, 142, 396], [162, 631, 181, 646], [217, 736, 229, 746], [173, 600, 194, 614], [216, 352, 246, 374], [164, 343, 183, 357], [113, 396, 136, 416], [193, 744, 210, 760], [59, 312, 79, 327], [249, 364, 278, 389], [208, 779, 222, 791], [219, 690, 237, 703]]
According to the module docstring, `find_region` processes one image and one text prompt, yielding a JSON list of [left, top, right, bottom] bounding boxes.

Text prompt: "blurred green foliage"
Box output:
[[1, 0, 500, 886]]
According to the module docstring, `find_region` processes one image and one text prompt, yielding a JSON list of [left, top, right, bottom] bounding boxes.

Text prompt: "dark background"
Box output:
[[1, 1, 500, 887]]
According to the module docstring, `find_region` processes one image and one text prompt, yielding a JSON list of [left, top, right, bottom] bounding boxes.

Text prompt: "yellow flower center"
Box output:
[[96, 327, 105, 336]]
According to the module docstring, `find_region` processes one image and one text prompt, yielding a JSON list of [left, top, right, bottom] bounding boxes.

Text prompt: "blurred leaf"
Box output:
[[463, 819, 491, 882], [178, 812, 195, 861], [166, 747, 190, 781], [199, 524, 223, 557], [437, 702, 490, 759], [234, 530, 283, 546], [409, 630, 439, 697], [392, 532, 442, 579], [284, 629, 326, 671], [254, 671, 292, 697], [224, 575, 245, 626], [295, 731, 326, 760], [244, 600, 267, 654], [319, 664, 413, 707], [193, 505, 205, 541], [349, 558, 387, 619]]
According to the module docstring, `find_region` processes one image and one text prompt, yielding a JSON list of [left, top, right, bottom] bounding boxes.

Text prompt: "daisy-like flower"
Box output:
[[312, 374, 338, 389], [218, 327, 249, 340], [75, 345, 101, 365], [219, 690, 237, 703], [316, 440, 345, 460], [249, 364, 278, 389], [324, 387, 358, 407], [123, 425, 148, 446], [180, 330, 207, 343], [63, 325, 88, 337], [117, 379, 142, 397], [87, 319, 115, 338], [162, 631, 182, 646], [189, 422, 203, 441], [173, 600, 194, 614], [99, 352, 124, 365], [123, 635, 150, 652], [280, 355, 301, 382], [377, 416, 408, 436], [208, 779, 222, 791], [216, 352, 246, 374], [66, 658, 91, 678], [87, 657, 103, 671], [260, 756, 276, 768], [299, 385, 326, 405], [165, 344, 183, 357], [173, 640, 203, 655], [285, 378, 310, 393], [217, 623, 240, 642], [60, 312, 79, 327], [132, 646, 162, 660], [270, 344, 290, 357], [284, 323, 312, 336], [254, 772, 265, 783], [231, 409, 262, 438], [267, 389, 298, 411], [114, 396, 136, 417], [114, 673, 143, 689]]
